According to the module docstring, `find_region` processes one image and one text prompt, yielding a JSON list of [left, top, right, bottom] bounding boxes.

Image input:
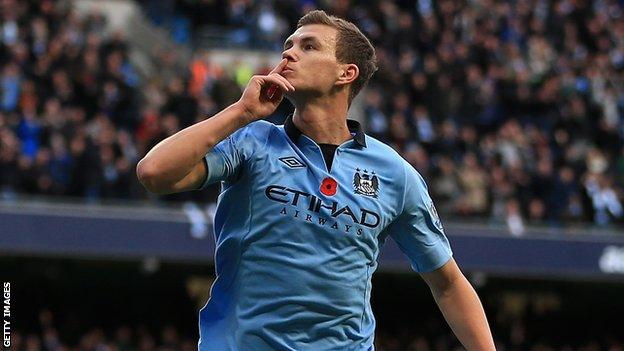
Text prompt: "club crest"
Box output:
[[353, 168, 379, 198], [428, 201, 444, 232]]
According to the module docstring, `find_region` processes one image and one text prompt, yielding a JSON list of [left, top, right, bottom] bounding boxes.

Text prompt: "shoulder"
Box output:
[[364, 135, 429, 190], [363, 135, 403, 160], [243, 119, 277, 135], [363, 135, 417, 175], [231, 120, 278, 145]]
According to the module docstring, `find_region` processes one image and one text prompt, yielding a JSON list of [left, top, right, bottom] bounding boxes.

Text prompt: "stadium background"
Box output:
[[0, 0, 623, 350]]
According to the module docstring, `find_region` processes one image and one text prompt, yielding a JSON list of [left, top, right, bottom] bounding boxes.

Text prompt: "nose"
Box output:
[[282, 47, 296, 62]]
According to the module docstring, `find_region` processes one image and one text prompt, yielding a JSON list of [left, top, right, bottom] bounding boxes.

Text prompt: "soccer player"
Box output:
[[137, 10, 495, 351]]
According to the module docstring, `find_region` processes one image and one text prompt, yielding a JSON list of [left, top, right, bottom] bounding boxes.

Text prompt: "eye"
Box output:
[[304, 44, 314, 50]]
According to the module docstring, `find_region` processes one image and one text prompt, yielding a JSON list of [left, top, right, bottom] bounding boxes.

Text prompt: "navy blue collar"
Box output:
[[283, 114, 367, 148]]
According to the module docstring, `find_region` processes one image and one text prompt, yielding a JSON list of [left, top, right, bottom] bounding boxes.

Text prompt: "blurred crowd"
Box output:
[[0, 0, 623, 229], [0, 1, 144, 201], [353, 0, 624, 230], [9, 323, 198, 351], [7, 308, 623, 351]]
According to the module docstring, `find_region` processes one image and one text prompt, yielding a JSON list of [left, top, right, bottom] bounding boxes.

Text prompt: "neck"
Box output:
[[292, 96, 351, 145]]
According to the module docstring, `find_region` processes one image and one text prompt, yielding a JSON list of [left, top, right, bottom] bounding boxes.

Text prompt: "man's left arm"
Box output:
[[420, 258, 496, 351]]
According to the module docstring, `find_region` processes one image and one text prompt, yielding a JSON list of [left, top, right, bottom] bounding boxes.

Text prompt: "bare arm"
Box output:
[[420, 258, 496, 350], [136, 103, 248, 194], [136, 59, 294, 194]]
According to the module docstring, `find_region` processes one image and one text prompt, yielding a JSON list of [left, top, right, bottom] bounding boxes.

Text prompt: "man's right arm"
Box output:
[[136, 58, 294, 194], [136, 103, 249, 194]]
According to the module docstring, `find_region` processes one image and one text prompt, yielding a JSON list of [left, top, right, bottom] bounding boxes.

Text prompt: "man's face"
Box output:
[[281, 24, 342, 98]]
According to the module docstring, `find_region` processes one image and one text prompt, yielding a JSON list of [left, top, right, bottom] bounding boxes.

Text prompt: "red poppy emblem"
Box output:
[[320, 177, 338, 196]]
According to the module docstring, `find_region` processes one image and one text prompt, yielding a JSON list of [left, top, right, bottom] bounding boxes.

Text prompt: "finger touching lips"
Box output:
[[271, 58, 288, 74]]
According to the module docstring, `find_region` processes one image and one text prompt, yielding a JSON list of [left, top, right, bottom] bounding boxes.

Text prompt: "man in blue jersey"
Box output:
[[137, 10, 495, 351]]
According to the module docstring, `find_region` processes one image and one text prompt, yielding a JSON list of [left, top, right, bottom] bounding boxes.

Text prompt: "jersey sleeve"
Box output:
[[197, 121, 270, 190], [384, 160, 453, 272]]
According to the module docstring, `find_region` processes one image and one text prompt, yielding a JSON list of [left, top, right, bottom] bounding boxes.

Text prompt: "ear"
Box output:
[[336, 63, 359, 87]]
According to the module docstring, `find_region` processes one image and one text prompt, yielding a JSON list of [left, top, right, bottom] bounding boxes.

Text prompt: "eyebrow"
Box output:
[[283, 36, 322, 50]]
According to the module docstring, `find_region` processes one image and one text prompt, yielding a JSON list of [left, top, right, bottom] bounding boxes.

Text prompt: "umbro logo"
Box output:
[[279, 156, 306, 169]]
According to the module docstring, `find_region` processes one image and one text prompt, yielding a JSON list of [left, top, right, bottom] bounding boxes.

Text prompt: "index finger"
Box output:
[[269, 58, 288, 75]]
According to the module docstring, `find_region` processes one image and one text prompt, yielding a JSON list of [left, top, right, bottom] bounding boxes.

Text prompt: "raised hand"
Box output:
[[237, 59, 295, 123]]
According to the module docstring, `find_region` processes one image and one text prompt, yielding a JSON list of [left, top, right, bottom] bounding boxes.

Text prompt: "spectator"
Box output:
[[584, 173, 623, 226], [456, 152, 489, 216], [0, 0, 621, 230]]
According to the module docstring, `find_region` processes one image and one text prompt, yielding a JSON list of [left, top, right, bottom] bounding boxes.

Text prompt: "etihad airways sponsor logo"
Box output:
[[265, 185, 381, 234]]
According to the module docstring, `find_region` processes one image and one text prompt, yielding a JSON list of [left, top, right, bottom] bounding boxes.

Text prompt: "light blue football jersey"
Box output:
[[197, 116, 452, 351]]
